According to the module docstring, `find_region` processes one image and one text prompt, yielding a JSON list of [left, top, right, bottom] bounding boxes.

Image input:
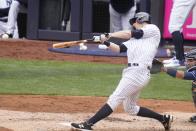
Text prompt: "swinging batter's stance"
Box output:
[[71, 12, 173, 131]]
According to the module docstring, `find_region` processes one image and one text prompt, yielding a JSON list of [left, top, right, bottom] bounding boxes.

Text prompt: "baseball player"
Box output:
[[163, 0, 196, 67], [0, 0, 18, 38], [1, 0, 27, 39], [71, 12, 173, 131], [163, 49, 196, 123], [109, 0, 137, 32], [0, 0, 11, 34], [0, 0, 11, 16], [60, 0, 71, 31]]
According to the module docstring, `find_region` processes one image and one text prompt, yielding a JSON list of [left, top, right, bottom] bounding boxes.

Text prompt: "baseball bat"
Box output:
[[52, 36, 101, 48]]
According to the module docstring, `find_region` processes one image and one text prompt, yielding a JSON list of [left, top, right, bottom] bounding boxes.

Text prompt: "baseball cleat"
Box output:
[[189, 115, 196, 123], [163, 57, 177, 64], [71, 122, 93, 131], [162, 114, 174, 131]]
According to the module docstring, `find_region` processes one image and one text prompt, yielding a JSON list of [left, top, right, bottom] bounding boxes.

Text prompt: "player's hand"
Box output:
[[100, 33, 110, 43], [100, 34, 107, 43], [93, 36, 101, 42], [92, 35, 107, 43]]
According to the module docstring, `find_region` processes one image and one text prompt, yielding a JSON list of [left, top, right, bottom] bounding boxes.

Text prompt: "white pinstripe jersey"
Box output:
[[123, 24, 161, 67]]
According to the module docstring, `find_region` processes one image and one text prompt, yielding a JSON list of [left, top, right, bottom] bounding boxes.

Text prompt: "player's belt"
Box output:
[[128, 63, 151, 70], [128, 63, 139, 67], [0, 18, 7, 22]]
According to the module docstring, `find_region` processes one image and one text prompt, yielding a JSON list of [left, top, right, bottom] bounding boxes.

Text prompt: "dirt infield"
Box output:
[[0, 95, 195, 131], [0, 39, 195, 131]]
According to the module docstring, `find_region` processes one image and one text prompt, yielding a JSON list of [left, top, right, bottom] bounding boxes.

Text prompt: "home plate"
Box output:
[[59, 122, 71, 127]]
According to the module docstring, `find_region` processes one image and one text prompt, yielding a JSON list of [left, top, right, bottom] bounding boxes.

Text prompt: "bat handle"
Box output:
[[93, 36, 101, 42]]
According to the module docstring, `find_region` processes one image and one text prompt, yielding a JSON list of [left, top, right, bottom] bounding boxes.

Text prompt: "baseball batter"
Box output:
[[164, 49, 196, 123], [71, 12, 173, 131], [164, 0, 196, 67]]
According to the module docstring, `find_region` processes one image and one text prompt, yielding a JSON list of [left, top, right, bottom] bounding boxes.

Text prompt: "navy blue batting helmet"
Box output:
[[185, 49, 196, 59], [129, 12, 151, 25]]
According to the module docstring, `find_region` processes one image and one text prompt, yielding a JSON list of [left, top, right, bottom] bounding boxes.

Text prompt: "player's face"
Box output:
[[133, 22, 143, 29], [132, 22, 137, 28], [185, 58, 196, 68]]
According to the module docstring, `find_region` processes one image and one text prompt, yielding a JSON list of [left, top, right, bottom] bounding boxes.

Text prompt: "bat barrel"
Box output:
[[52, 38, 101, 48]]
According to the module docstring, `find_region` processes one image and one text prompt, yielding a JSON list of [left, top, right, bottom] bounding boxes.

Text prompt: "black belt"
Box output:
[[128, 63, 151, 70], [128, 63, 139, 67], [0, 19, 7, 22]]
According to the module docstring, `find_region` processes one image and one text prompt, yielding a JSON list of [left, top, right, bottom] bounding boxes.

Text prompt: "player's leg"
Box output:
[[168, 0, 195, 66], [71, 76, 130, 130], [169, 0, 196, 34], [13, 22, 19, 38], [5, 0, 21, 38], [189, 82, 196, 123], [171, 31, 184, 62], [0, 19, 19, 39], [138, 107, 174, 130], [71, 102, 113, 130], [64, 0, 71, 24], [71, 68, 150, 130], [109, 4, 122, 32], [61, 0, 71, 31], [85, 76, 148, 123], [121, 4, 136, 30], [0, 21, 7, 35], [123, 95, 163, 121], [123, 91, 173, 130], [71, 73, 146, 130]]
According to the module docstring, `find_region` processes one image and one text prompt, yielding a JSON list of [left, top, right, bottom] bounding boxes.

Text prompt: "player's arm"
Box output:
[[102, 41, 127, 53], [142, 25, 160, 38], [100, 29, 144, 42], [110, 29, 144, 39], [103, 30, 132, 40], [164, 68, 195, 80], [100, 28, 144, 52]]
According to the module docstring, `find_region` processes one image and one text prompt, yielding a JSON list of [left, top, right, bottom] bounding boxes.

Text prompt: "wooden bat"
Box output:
[[52, 37, 101, 48]]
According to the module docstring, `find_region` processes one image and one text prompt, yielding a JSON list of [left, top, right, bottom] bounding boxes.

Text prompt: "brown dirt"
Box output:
[[0, 39, 195, 131], [0, 39, 127, 64], [0, 95, 195, 113]]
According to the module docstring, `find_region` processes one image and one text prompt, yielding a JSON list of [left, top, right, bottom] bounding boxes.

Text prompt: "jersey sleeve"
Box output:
[[141, 25, 160, 39], [184, 70, 196, 80]]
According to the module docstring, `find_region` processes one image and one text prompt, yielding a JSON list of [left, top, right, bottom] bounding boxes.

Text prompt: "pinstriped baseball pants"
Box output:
[[107, 66, 150, 115]]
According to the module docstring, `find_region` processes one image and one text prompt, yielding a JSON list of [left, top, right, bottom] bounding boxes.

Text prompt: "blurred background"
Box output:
[[5, 0, 196, 46]]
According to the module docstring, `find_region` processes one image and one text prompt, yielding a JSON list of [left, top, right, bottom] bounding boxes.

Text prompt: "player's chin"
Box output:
[[132, 24, 136, 28], [185, 64, 191, 69], [132, 24, 139, 30]]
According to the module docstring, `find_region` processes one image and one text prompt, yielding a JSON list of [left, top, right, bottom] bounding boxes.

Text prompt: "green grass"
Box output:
[[143, 73, 192, 101], [0, 58, 192, 101]]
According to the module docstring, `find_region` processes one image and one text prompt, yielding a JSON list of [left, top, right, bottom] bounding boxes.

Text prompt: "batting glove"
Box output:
[[100, 33, 111, 43]]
